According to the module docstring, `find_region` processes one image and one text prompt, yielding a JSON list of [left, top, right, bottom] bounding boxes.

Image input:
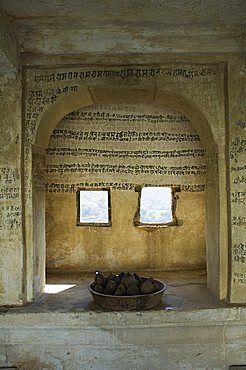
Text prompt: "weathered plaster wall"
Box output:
[[45, 104, 206, 271], [228, 56, 246, 303], [46, 192, 206, 271], [0, 75, 23, 304], [24, 63, 227, 299], [2, 0, 244, 59], [32, 145, 46, 298], [0, 56, 244, 304], [0, 9, 19, 74], [0, 308, 246, 370]]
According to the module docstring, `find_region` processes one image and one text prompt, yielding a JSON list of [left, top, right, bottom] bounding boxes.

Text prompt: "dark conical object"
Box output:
[[152, 281, 160, 292], [103, 279, 117, 295], [133, 272, 141, 283], [127, 283, 139, 295], [140, 277, 155, 294], [93, 284, 104, 293], [94, 271, 107, 288], [111, 274, 120, 285], [106, 273, 113, 281], [118, 272, 125, 281], [114, 283, 127, 296], [133, 273, 142, 288], [121, 272, 136, 288]]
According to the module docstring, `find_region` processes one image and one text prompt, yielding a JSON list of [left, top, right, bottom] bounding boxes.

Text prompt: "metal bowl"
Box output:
[[88, 277, 166, 311]]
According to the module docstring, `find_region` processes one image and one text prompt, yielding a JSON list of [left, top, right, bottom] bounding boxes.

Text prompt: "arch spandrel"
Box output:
[[35, 86, 94, 148]]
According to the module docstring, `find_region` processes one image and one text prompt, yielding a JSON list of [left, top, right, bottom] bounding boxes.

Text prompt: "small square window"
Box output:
[[134, 186, 179, 227], [77, 188, 111, 226], [140, 187, 172, 224]]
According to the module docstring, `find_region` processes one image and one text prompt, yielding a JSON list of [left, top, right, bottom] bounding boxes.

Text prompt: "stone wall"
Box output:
[[0, 75, 23, 304], [45, 104, 206, 271], [228, 58, 246, 303], [22, 63, 228, 300], [1, 60, 245, 304], [0, 308, 246, 370]]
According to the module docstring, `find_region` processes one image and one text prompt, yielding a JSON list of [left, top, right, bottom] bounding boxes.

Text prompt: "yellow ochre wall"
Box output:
[[45, 104, 206, 271]]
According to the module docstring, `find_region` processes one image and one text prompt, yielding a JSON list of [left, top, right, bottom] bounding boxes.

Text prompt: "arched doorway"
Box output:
[[27, 86, 227, 302]]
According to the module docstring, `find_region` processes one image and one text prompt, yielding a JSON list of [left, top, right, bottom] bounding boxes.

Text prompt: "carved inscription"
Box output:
[[33, 67, 218, 83], [232, 216, 246, 227], [24, 64, 221, 203], [0, 188, 20, 200], [45, 104, 206, 192], [233, 243, 246, 264], [65, 110, 190, 123], [26, 85, 78, 138], [232, 272, 246, 284], [233, 176, 246, 185], [230, 137, 246, 161], [0, 167, 18, 184], [45, 163, 206, 176], [46, 148, 205, 159], [231, 191, 246, 205], [0, 205, 21, 231], [50, 129, 200, 143], [0, 167, 21, 231], [46, 182, 205, 193], [0, 167, 20, 200], [231, 165, 246, 173], [230, 134, 246, 292], [25, 64, 220, 203]]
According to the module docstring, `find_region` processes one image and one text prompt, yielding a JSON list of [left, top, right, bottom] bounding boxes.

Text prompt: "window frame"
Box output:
[[76, 187, 112, 227], [134, 185, 180, 228]]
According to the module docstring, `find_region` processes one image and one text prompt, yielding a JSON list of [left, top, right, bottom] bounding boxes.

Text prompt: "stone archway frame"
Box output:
[[35, 86, 94, 148], [29, 85, 228, 302]]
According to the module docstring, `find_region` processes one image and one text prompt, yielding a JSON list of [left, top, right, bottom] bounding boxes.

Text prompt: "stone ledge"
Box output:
[[0, 306, 245, 328]]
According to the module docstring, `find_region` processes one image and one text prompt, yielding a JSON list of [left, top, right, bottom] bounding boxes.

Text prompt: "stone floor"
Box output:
[[1, 270, 245, 369], [2, 269, 235, 313]]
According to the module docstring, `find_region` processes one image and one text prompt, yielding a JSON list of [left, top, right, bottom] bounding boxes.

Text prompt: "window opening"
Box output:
[[77, 188, 111, 226], [140, 187, 172, 224], [134, 186, 180, 227]]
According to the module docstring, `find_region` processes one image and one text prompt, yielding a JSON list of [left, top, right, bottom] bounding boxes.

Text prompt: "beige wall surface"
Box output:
[[228, 59, 246, 303], [45, 104, 206, 271], [0, 76, 23, 305], [46, 191, 206, 272], [1, 60, 244, 304], [0, 308, 246, 370], [24, 63, 227, 300], [0, 59, 244, 304]]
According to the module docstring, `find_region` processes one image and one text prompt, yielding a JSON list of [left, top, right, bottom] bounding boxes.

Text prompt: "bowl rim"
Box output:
[[88, 277, 166, 298]]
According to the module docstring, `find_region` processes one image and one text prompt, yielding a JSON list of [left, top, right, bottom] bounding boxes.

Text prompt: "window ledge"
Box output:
[[134, 220, 183, 228]]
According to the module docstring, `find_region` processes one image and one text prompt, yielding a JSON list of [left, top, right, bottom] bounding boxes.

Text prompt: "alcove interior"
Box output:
[[31, 87, 222, 307], [44, 103, 206, 275]]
